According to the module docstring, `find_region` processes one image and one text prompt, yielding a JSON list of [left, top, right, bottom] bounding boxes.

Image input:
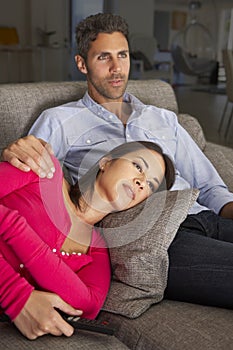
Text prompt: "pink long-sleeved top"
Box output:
[[0, 157, 111, 320]]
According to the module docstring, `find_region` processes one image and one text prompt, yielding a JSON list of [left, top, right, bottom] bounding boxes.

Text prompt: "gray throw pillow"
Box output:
[[100, 189, 199, 318]]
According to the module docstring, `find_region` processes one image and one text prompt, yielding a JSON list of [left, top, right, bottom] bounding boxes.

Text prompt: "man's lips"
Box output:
[[108, 77, 124, 86], [123, 184, 135, 200]]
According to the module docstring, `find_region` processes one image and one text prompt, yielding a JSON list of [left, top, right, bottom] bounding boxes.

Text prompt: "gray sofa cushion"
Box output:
[[178, 113, 206, 150], [99, 300, 233, 350], [101, 189, 198, 318], [126, 80, 178, 114], [0, 81, 87, 154], [204, 142, 233, 193], [0, 320, 129, 349]]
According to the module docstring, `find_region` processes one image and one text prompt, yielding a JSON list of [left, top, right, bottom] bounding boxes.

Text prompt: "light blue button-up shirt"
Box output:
[[29, 91, 233, 215]]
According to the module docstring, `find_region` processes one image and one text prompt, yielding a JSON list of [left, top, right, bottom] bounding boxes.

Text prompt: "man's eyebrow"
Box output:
[[119, 49, 129, 53], [95, 49, 129, 56]]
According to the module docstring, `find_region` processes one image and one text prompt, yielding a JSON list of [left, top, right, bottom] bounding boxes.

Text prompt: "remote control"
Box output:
[[58, 310, 115, 335], [0, 313, 9, 322]]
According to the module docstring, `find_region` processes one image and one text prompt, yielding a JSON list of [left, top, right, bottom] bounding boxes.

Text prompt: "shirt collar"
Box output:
[[82, 91, 145, 119]]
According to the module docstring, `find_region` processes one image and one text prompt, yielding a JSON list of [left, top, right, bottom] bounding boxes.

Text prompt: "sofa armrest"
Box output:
[[178, 113, 206, 151]]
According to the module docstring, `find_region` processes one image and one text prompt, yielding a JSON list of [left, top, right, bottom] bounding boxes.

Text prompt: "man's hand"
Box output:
[[1, 136, 55, 178], [219, 201, 233, 219], [13, 290, 83, 340]]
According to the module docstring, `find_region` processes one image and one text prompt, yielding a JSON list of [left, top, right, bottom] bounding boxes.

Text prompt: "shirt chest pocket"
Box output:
[[143, 128, 176, 157], [65, 133, 111, 175], [67, 131, 108, 148]]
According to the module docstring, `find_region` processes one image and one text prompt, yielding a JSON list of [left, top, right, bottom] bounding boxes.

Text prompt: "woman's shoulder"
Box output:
[[91, 227, 108, 250]]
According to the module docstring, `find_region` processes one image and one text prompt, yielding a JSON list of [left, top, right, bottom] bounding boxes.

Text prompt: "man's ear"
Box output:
[[75, 55, 88, 74], [99, 156, 112, 171]]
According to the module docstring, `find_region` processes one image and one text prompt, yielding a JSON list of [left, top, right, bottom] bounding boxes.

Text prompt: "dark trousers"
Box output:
[[165, 210, 233, 308]]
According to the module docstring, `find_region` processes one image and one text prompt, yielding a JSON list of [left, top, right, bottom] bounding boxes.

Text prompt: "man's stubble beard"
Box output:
[[87, 68, 129, 101]]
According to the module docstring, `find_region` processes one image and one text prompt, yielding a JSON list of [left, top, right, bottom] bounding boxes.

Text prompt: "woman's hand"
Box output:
[[1, 136, 55, 178], [13, 290, 83, 340]]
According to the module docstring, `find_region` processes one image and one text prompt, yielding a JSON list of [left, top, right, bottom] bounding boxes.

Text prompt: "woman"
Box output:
[[0, 141, 174, 339]]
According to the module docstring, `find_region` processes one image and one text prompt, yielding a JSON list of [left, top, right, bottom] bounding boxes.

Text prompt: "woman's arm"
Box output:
[[0, 204, 111, 319], [13, 290, 82, 340], [0, 161, 38, 198], [0, 249, 34, 319]]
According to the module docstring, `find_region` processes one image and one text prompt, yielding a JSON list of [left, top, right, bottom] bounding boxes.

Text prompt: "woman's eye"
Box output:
[[133, 162, 142, 172], [147, 181, 156, 193]]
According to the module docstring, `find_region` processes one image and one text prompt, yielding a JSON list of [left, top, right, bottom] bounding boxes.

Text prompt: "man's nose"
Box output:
[[110, 58, 121, 73]]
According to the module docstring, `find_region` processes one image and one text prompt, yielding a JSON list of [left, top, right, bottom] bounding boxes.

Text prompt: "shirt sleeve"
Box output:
[[174, 118, 233, 213], [28, 108, 70, 161], [0, 203, 110, 319]]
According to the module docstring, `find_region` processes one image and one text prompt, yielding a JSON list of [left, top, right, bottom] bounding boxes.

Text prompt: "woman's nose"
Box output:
[[135, 177, 146, 189]]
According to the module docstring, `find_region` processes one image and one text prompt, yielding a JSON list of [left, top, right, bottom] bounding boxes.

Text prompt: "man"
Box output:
[[3, 12, 233, 337]]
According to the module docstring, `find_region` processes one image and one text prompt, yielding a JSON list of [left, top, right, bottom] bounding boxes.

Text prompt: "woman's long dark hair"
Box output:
[[69, 141, 175, 211]]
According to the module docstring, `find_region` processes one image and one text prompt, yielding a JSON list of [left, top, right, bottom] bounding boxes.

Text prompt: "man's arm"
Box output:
[[1, 135, 55, 178], [174, 119, 233, 214]]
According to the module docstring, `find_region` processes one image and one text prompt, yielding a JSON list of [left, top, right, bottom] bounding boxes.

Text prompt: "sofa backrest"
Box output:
[[0, 79, 178, 154]]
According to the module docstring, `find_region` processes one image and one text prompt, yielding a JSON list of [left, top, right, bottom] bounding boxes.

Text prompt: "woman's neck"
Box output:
[[62, 179, 109, 226]]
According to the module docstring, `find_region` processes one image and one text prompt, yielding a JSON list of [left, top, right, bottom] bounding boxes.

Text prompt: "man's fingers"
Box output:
[[6, 156, 31, 172], [40, 139, 54, 155], [2, 136, 55, 178]]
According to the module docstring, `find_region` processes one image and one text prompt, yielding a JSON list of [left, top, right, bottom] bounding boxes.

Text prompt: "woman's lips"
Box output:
[[123, 184, 135, 200]]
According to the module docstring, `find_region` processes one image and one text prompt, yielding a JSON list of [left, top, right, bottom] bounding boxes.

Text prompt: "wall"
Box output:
[[0, 0, 30, 46], [0, 0, 70, 83], [117, 0, 155, 37]]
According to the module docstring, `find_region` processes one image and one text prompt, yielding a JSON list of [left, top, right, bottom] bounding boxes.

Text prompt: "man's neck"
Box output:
[[102, 101, 132, 125]]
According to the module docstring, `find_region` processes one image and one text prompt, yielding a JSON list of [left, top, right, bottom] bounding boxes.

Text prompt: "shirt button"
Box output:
[[52, 248, 57, 253], [86, 139, 91, 144], [19, 263, 24, 269]]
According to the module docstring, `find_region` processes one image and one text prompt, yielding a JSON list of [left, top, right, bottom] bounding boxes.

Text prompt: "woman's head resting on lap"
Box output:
[[70, 141, 175, 217]]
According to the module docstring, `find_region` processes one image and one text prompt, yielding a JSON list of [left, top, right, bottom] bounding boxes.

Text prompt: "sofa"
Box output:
[[1, 79, 233, 350]]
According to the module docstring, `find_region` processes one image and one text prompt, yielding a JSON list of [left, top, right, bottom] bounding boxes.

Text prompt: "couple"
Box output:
[[2, 12, 233, 339]]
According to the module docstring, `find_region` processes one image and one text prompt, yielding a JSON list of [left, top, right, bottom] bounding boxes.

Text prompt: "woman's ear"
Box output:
[[75, 55, 88, 74], [99, 156, 112, 171]]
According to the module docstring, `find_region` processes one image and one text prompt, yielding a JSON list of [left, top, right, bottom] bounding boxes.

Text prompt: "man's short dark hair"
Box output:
[[75, 13, 129, 60]]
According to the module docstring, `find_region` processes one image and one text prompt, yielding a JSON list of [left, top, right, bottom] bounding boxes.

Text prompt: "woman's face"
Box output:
[[96, 148, 166, 212]]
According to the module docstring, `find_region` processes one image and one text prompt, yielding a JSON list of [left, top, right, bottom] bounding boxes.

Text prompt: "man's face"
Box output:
[[76, 32, 130, 104]]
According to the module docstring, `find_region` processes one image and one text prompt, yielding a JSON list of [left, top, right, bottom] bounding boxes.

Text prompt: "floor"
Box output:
[[173, 84, 233, 149]]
